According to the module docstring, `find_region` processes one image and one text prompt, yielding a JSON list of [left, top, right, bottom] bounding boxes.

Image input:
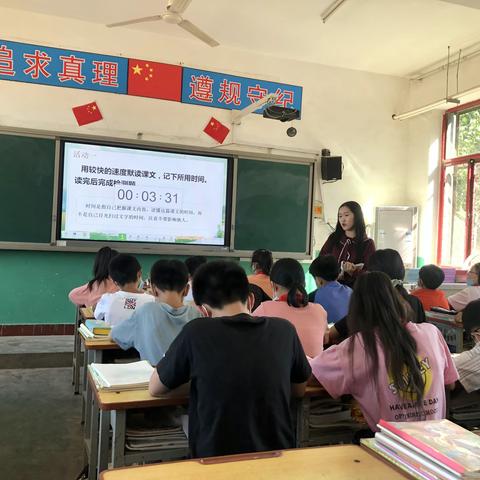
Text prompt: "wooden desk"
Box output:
[[87, 372, 328, 480], [99, 445, 410, 480], [72, 306, 95, 394], [87, 369, 190, 480], [425, 311, 463, 353], [80, 331, 121, 427]]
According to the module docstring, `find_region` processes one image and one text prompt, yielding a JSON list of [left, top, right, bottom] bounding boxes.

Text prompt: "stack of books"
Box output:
[[89, 360, 154, 391], [125, 407, 188, 452], [78, 319, 111, 339], [361, 419, 480, 480], [306, 397, 364, 446]]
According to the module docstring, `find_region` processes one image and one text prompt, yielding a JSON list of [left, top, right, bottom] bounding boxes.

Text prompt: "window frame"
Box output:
[[438, 98, 480, 266]]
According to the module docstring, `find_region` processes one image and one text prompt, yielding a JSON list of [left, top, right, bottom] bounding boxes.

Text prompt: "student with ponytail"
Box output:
[[311, 272, 458, 433], [253, 258, 328, 357], [68, 246, 119, 307]]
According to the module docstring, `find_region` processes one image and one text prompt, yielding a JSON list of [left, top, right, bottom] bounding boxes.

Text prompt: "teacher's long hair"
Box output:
[[347, 271, 425, 404], [332, 201, 367, 257]]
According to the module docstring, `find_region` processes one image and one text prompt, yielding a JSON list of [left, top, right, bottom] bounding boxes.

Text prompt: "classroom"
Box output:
[[1, 1, 480, 479]]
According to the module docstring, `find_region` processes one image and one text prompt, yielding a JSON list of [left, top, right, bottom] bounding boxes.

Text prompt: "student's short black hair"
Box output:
[[185, 256, 207, 277], [462, 298, 480, 334], [251, 249, 273, 275], [192, 260, 249, 309], [309, 255, 340, 282], [150, 260, 189, 293], [419, 264, 445, 290], [108, 254, 141, 286], [367, 249, 405, 281]]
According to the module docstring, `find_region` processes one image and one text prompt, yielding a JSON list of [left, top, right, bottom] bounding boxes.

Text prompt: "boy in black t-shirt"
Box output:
[[149, 260, 311, 458]]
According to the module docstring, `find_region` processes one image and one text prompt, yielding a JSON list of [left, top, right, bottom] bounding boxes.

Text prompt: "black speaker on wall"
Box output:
[[321, 156, 343, 181]]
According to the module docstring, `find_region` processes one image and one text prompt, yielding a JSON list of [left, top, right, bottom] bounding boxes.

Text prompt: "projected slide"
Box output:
[[60, 142, 230, 245]]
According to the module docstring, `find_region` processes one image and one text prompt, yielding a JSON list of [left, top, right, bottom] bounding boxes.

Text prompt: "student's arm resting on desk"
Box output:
[[290, 330, 312, 398], [110, 311, 137, 350], [149, 325, 192, 397], [310, 343, 350, 399], [149, 370, 171, 396]]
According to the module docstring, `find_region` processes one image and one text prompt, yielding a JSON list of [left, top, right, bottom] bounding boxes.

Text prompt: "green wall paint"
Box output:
[[0, 251, 316, 325]]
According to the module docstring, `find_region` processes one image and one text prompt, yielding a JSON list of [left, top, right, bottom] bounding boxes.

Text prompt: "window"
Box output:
[[439, 101, 480, 266]]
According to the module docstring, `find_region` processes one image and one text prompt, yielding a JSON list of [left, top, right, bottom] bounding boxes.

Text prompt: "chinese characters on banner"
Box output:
[[182, 67, 303, 115], [0, 39, 303, 115], [0, 40, 128, 93]]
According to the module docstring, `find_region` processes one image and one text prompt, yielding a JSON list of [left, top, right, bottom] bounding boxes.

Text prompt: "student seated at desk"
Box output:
[[311, 272, 458, 435], [453, 299, 480, 393], [330, 249, 426, 344], [411, 264, 449, 312], [68, 246, 119, 307], [111, 260, 201, 366], [448, 263, 480, 312], [149, 260, 311, 458], [183, 256, 207, 306], [308, 254, 352, 324], [94, 254, 154, 326], [247, 249, 274, 299], [253, 258, 328, 357]]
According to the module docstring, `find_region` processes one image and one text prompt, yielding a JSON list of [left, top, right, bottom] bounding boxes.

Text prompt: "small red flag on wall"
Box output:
[[203, 117, 230, 144], [72, 101, 103, 126]]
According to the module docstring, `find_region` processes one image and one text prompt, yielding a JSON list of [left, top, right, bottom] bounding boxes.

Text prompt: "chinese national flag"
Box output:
[[127, 59, 182, 101], [72, 101, 103, 126], [203, 117, 230, 144]]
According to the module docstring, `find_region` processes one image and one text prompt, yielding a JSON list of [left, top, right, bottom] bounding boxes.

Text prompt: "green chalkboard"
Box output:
[[235, 159, 311, 253], [0, 133, 55, 243], [0, 134, 312, 253]]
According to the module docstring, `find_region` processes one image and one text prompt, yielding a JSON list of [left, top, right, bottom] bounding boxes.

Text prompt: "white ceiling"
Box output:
[[2, 0, 480, 77]]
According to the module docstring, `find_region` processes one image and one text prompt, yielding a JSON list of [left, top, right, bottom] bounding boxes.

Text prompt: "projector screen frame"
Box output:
[[56, 138, 235, 253]]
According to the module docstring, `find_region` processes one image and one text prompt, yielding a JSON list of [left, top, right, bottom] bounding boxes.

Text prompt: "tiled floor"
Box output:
[[0, 367, 84, 480]]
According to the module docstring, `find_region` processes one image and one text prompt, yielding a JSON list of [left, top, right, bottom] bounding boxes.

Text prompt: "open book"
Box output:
[[89, 360, 154, 391]]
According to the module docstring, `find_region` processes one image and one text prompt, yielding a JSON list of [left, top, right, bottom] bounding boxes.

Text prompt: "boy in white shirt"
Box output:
[[94, 254, 154, 326], [454, 299, 480, 393]]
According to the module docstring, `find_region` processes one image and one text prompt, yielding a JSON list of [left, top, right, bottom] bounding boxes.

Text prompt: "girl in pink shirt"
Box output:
[[311, 271, 458, 434], [68, 247, 119, 307], [253, 258, 328, 357]]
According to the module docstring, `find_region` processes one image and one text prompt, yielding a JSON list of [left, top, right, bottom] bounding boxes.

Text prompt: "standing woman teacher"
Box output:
[[320, 201, 376, 287]]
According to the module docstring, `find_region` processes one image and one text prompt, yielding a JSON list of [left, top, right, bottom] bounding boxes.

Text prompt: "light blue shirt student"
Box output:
[[314, 281, 352, 324], [111, 302, 200, 366]]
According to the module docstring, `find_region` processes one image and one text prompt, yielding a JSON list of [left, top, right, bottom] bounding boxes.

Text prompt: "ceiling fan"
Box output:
[[107, 0, 219, 47]]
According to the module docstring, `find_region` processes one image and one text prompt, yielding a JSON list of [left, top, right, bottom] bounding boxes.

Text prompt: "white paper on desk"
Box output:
[[90, 360, 153, 389]]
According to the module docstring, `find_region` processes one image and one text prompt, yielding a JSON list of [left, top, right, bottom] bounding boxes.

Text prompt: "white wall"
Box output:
[[404, 53, 480, 264], [0, 7, 411, 254]]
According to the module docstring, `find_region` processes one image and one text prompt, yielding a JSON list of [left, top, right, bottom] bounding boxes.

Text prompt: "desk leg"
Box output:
[[81, 346, 89, 425], [294, 396, 310, 448], [88, 394, 100, 480], [72, 307, 81, 386], [73, 329, 82, 394], [111, 410, 126, 468], [83, 349, 103, 427], [97, 409, 110, 474]]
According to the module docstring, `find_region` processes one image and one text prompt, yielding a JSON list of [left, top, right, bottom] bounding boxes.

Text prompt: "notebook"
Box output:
[[89, 360, 154, 391], [378, 419, 480, 478]]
